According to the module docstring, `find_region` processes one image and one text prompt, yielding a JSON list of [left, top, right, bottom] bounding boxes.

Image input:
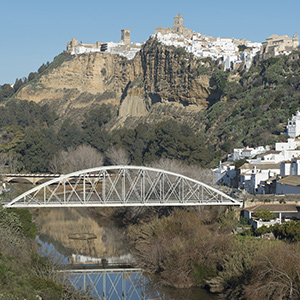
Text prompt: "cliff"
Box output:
[[15, 39, 221, 130]]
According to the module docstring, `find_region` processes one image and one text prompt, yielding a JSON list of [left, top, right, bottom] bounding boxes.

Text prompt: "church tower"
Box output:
[[173, 13, 184, 34], [121, 29, 131, 45]]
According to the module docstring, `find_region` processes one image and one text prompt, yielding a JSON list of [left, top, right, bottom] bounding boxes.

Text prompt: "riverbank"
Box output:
[[126, 207, 300, 300], [0, 205, 92, 300]]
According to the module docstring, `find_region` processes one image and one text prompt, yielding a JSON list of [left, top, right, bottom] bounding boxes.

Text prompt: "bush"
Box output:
[[255, 225, 272, 236]]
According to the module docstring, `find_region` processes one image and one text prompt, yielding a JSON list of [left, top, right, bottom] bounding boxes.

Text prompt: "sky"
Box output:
[[0, 0, 299, 85]]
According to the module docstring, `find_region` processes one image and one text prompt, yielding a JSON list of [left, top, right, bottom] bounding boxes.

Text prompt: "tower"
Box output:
[[121, 29, 131, 45], [293, 33, 299, 50], [173, 13, 184, 33], [287, 111, 300, 138]]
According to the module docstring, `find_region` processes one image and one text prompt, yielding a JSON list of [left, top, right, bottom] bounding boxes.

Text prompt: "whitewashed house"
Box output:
[[280, 158, 300, 175], [256, 151, 284, 163], [242, 204, 300, 229], [229, 146, 270, 161], [239, 163, 281, 194], [275, 138, 300, 151], [213, 162, 237, 187], [287, 111, 300, 138]]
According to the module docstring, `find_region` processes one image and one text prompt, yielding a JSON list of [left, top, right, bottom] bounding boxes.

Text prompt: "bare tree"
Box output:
[[0, 153, 7, 174], [49, 145, 104, 174], [105, 146, 130, 165], [149, 158, 216, 187], [49, 151, 68, 174], [0, 153, 19, 174], [7, 153, 19, 173]]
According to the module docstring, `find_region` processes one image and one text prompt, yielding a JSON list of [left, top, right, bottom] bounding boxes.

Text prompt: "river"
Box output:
[[33, 207, 217, 300]]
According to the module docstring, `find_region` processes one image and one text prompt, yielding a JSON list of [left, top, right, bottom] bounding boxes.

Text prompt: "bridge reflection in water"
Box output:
[[59, 267, 160, 300]]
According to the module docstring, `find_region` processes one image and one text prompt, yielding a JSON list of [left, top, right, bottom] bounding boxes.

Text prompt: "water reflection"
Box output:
[[63, 268, 159, 300], [36, 207, 131, 264], [34, 208, 216, 300]]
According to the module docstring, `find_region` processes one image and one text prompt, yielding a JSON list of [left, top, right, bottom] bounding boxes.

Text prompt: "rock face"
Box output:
[[15, 39, 220, 130]]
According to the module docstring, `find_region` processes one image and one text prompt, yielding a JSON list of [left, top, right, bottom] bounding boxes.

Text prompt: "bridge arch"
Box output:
[[4, 166, 241, 208]]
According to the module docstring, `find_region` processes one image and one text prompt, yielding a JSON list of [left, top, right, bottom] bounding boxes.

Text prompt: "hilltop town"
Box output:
[[66, 13, 299, 70]]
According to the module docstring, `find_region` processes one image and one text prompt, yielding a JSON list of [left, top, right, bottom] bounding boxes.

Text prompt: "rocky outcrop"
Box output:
[[15, 39, 220, 130]]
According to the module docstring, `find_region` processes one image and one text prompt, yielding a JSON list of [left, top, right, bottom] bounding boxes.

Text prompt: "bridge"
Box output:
[[3, 166, 241, 208], [2, 173, 106, 185], [59, 267, 156, 300]]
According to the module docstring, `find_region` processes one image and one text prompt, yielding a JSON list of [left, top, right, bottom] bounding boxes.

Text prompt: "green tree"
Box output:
[[1, 84, 14, 98], [252, 209, 276, 221], [28, 72, 37, 82], [18, 127, 58, 172], [211, 70, 229, 93]]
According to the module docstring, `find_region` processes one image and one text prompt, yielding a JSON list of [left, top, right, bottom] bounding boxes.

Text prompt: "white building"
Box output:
[[275, 138, 300, 151], [239, 163, 281, 194], [155, 31, 261, 70], [256, 151, 284, 163], [287, 111, 300, 138], [228, 145, 270, 161], [280, 158, 300, 175], [242, 204, 300, 229], [213, 162, 237, 187]]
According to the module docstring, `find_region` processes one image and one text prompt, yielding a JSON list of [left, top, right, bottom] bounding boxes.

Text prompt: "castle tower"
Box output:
[[293, 33, 299, 50], [121, 29, 131, 45], [173, 13, 184, 34], [66, 38, 78, 52]]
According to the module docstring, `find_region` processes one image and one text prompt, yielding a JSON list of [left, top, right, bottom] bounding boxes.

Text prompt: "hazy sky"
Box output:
[[1, 0, 299, 85]]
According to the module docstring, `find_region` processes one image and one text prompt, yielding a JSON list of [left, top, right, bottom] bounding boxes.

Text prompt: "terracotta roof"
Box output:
[[277, 175, 300, 187], [244, 204, 298, 213]]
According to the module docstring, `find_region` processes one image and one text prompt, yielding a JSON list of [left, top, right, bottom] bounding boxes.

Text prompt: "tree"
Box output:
[[252, 209, 276, 221], [272, 221, 300, 242], [51, 144, 104, 173], [13, 78, 25, 93], [0, 152, 19, 173], [105, 146, 130, 165], [28, 72, 37, 82], [38, 63, 47, 74], [1, 84, 14, 98], [48, 151, 68, 174], [57, 119, 82, 150], [211, 70, 229, 93], [149, 158, 216, 187], [18, 127, 58, 172]]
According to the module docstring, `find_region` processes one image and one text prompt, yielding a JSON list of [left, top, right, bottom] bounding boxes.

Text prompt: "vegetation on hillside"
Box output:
[[0, 101, 215, 173], [0, 205, 92, 299], [198, 52, 300, 159]]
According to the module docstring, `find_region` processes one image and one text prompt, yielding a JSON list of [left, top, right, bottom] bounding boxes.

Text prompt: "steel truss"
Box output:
[[59, 268, 156, 300], [4, 166, 241, 208]]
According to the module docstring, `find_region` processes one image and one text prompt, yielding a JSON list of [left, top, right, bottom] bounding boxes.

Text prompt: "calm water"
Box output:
[[34, 207, 217, 300]]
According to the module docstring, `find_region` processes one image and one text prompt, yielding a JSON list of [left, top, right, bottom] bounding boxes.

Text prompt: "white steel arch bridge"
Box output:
[[4, 166, 241, 208]]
